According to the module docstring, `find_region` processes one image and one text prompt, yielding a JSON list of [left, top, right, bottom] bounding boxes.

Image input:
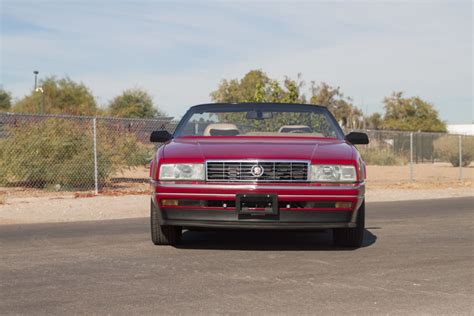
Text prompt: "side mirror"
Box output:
[[150, 130, 173, 143], [345, 132, 369, 145]]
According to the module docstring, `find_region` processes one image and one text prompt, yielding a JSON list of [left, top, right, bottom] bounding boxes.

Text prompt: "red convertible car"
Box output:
[[149, 103, 369, 247]]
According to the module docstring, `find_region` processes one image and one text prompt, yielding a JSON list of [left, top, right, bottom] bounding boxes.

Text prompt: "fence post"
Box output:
[[410, 132, 414, 181], [431, 134, 434, 163], [93, 117, 99, 195], [421, 133, 424, 163], [459, 135, 463, 182]]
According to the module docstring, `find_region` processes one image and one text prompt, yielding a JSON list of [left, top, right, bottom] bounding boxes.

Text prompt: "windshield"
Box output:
[[174, 104, 344, 139]]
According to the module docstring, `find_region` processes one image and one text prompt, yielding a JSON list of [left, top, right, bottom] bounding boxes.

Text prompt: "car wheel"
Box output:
[[150, 200, 182, 246], [333, 201, 365, 248]]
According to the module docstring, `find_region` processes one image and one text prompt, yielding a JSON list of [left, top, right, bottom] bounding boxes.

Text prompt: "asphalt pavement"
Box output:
[[1, 197, 473, 314]]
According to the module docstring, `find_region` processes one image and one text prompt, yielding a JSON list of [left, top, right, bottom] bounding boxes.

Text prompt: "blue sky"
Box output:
[[1, 0, 472, 123]]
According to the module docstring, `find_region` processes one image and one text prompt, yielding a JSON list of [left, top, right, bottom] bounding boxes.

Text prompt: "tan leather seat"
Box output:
[[278, 125, 312, 133], [203, 123, 240, 136]]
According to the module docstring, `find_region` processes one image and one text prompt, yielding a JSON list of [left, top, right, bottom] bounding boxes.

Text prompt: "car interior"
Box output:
[[202, 123, 325, 137], [203, 123, 240, 136], [278, 125, 313, 133]]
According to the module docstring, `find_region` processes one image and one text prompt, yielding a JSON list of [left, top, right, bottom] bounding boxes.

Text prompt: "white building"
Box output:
[[447, 124, 474, 136]]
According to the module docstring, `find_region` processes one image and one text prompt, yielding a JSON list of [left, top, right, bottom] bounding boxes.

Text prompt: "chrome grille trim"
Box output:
[[205, 160, 310, 182]]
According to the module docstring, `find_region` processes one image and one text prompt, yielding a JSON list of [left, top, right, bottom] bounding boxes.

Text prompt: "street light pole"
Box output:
[[33, 71, 39, 90], [35, 87, 44, 114]]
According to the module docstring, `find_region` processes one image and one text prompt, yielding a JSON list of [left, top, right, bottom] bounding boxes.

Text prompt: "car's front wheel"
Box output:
[[333, 201, 365, 248], [150, 200, 182, 246]]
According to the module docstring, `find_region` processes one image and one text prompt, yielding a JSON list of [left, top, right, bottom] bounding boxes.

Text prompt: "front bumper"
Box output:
[[151, 181, 365, 229]]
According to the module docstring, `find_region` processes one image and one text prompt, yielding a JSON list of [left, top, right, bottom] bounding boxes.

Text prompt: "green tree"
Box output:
[[238, 70, 270, 102], [366, 112, 383, 130], [210, 70, 306, 104], [210, 70, 271, 103], [210, 70, 366, 131], [108, 88, 164, 118], [210, 71, 308, 130], [382, 92, 446, 132], [13, 77, 97, 115], [0, 89, 12, 111], [267, 79, 285, 102], [310, 82, 363, 129], [282, 75, 306, 104]]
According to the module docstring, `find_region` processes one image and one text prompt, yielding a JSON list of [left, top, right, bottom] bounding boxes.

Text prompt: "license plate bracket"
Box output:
[[236, 193, 278, 215]]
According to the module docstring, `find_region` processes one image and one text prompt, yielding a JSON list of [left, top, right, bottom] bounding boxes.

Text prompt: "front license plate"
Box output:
[[236, 194, 278, 215]]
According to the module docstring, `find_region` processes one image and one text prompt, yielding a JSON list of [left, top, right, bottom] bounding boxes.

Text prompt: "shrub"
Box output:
[[0, 119, 115, 188], [97, 130, 153, 168], [0, 119, 152, 189], [434, 136, 474, 167], [360, 147, 406, 166], [0, 140, 7, 185]]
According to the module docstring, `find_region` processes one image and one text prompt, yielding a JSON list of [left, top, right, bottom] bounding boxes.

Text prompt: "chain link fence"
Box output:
[[0, 113, 177, 193], [0, 112, 472, 194], [354, 129, 473, 184]]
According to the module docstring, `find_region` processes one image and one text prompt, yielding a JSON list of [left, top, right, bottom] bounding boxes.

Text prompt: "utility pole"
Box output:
[[33, 71, 39, 90], [34, 87, 44, 114]]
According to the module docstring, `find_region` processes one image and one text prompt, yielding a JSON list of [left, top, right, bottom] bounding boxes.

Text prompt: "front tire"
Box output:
[[151, 200, 182, 246], [333, 201, 365, 248]]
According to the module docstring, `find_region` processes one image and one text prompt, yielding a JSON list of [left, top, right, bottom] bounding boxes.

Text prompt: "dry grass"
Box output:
[[73, 189, 148, 199], [370, 180, 474, 190], [0, 193, 6, 205]]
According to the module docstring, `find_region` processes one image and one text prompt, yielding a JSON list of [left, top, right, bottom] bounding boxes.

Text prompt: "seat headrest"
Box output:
[[203, 123, 240, 136]]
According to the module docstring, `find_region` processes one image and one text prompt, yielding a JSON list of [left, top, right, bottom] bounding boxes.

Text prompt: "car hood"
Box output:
[[162, 137, 355, 163]]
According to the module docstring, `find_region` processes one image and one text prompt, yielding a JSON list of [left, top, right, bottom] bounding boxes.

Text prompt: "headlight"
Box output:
[[159, 163, 205, 180], [310, 165, 357, 182]]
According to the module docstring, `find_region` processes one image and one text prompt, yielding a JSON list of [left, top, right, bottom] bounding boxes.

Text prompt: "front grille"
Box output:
[[206, 161, 309, 182]]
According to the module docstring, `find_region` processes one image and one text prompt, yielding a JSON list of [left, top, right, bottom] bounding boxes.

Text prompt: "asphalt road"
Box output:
[[1, 197, 473, 315]]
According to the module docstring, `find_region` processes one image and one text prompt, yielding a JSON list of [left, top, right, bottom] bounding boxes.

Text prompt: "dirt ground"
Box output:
[[368, 163, 473, 186], [0, 163, 472, 225]]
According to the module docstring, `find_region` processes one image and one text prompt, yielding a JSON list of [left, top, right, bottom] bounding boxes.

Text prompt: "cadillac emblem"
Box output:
[[251, 164, 264, 177]]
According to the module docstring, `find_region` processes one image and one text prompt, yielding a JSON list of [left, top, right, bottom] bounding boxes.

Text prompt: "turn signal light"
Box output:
[[161, 199, 179, 206], [335, 202, 352, 209]]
